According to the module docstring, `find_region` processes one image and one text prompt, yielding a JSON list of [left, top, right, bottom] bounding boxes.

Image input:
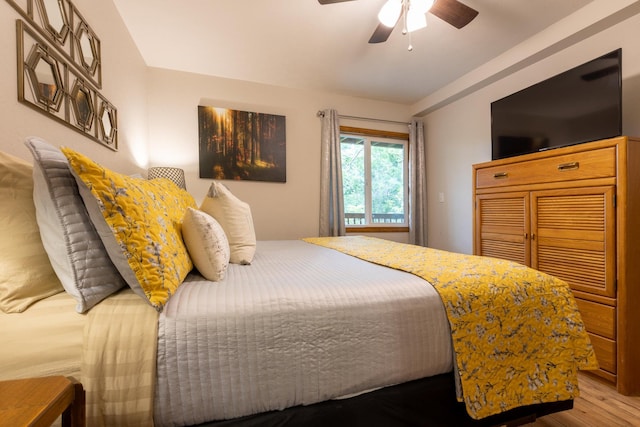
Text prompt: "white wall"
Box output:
[[1, 0, 412, 242], [6, 0, 638, 248], [415, 1, 640, 254], [0, 0, 148, 173], [146, 68, 411, 240]]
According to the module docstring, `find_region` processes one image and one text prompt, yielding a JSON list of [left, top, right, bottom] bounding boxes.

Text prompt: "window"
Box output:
[[340, 127, 408, 230]]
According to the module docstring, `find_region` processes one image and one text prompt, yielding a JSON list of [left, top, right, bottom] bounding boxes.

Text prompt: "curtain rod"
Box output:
[[316, 110, 410, 126]]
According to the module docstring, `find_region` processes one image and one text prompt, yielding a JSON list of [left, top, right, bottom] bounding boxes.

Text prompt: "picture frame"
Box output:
[[198, 106, 286, 183]]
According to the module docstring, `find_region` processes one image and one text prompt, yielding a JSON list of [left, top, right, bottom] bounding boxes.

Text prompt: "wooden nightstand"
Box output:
[[0, 376, 85, 427]]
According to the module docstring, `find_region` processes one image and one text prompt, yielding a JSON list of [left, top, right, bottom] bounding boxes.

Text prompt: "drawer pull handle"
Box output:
[[558, 162, 579, 171], [493, 172, 508, 179]]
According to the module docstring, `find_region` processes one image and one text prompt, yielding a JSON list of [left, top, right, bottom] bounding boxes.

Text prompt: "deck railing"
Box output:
[[345, 213, 405, 225]]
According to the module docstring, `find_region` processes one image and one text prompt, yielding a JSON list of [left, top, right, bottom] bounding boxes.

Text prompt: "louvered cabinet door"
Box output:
[[475, 192, 530, 266], [530, 186, 616, 298]]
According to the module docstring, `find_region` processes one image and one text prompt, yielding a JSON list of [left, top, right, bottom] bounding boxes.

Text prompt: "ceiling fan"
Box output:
[[318, 0, 478, 45]]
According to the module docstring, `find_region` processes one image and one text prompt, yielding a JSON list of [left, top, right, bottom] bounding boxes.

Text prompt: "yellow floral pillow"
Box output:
[[61, 147, 196, 311]]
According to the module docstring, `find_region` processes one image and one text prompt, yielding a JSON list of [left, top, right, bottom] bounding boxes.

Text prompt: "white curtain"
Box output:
[[318, 109, 345, 237], [409, 119, 428, 246]]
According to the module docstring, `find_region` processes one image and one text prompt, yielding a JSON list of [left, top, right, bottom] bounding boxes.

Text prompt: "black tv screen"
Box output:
[[491, 49, 622, 160]]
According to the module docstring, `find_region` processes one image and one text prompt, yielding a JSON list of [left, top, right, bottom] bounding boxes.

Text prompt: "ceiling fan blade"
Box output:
[[368, 22, 395, 44], [318, 0, 355, 4], [430, 0, 478, 29]]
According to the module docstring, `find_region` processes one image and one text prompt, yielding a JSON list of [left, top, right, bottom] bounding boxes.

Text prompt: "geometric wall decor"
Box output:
[[5, 0, 118, 149], [17, 19, 117, 150], [7, 0, 102, 88]]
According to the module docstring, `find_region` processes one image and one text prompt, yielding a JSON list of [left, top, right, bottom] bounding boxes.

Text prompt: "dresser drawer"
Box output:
[[588, 333, 616, 374], [476, 147, 616, 188], [575, 298, 615, 339]]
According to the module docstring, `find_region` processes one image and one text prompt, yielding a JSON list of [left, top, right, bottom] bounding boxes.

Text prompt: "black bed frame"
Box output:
[[191, 372, 572, 427]]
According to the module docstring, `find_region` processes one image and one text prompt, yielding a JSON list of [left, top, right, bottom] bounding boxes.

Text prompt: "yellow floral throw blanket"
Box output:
[[303, 236, 598, 420]]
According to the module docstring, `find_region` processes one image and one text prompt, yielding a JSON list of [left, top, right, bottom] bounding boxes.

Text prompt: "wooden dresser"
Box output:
[[472, 136, 640, 395]]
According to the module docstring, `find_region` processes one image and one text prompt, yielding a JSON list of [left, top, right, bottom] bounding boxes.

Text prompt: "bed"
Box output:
[[0, 138, 598, 426]]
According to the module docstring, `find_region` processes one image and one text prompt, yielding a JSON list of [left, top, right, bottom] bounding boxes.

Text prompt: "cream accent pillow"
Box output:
[[0, 151, 63, 313], [182, 207, 230, 281], [62, 147, 197, 312], [200, 181, 256, 265]]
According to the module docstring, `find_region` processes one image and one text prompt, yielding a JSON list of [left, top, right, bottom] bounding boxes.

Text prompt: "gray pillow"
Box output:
[[24, 137, 126, 313]]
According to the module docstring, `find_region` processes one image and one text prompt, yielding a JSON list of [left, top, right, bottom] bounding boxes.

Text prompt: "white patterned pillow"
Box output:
[[182, 208, 230, 281], [25, 137, 127, 312], [200, 182, 256, 265]]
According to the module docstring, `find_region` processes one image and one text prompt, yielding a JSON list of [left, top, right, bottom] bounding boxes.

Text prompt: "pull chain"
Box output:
[[404, 0, 413, 51]]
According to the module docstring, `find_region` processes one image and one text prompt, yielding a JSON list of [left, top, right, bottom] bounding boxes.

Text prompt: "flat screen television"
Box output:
[[491, 48, 622, 160]]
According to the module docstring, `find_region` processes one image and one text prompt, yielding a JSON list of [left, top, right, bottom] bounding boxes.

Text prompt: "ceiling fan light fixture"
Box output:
[[406, 7, 427, 32], [378, 0, 402, 27], [410, 0, 435, 15]]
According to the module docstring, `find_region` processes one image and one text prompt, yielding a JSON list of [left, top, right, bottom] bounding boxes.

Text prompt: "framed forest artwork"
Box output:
[[198, 106, 286, 182]]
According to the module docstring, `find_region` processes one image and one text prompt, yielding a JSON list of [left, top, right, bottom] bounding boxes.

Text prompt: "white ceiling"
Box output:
[[112, 0, 593, 105]]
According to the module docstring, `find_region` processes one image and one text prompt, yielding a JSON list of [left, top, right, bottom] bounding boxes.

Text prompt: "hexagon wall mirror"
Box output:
[[99, 102, 117, 145], [26, 46, 64, 111], [71, 80, 94, 130], [76, 22, 99, 75], [37, 0, 70, 44]]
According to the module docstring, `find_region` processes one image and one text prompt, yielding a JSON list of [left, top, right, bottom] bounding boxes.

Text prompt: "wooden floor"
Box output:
[[527, 373, 640, 426]]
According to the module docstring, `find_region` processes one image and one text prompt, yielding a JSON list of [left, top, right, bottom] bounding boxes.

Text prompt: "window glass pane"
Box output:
[[341, 137, 365, 225], [371, 141, 405, 224]]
